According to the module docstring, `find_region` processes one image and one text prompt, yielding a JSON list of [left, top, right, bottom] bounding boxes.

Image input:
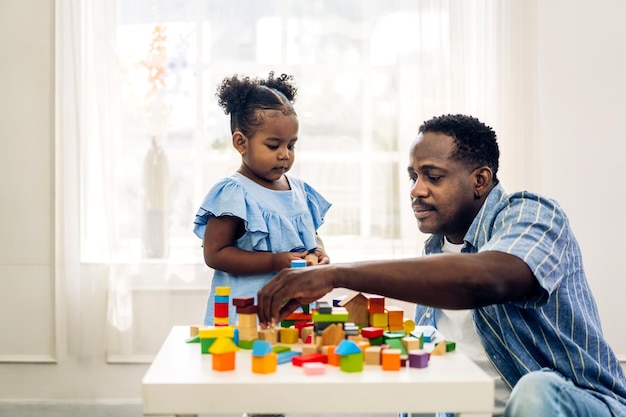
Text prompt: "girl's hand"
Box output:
[[306, 247, 330, 266], [271, 251, 307, 272]]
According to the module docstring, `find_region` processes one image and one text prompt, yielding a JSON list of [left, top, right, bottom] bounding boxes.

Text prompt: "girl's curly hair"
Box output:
[[216, 71, 298, 136]]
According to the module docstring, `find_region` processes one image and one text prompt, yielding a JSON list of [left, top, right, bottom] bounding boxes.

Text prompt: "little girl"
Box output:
[[193, 72, 332, 325]]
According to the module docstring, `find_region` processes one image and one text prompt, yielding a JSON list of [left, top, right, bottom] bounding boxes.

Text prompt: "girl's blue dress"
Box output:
[[193, 172, 331, 325]]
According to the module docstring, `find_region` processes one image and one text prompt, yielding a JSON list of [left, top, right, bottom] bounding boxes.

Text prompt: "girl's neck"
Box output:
[[237, 167, 290, 191]]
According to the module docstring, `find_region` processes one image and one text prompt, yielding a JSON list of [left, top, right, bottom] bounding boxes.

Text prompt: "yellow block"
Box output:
[[214, 316, 230, 325], [279, 327, 299, 344], [215, 286, 230, 296], [199, 326, 235, 339]]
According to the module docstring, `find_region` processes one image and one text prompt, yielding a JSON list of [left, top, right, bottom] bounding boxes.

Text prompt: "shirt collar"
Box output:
[[424, 183, 506, 254]]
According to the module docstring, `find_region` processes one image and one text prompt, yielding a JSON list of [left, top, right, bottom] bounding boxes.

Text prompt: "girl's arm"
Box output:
[[203, 214, 305, 275]]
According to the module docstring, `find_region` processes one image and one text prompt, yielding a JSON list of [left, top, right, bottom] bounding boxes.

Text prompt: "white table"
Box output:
[[142, 326, 494, 417]]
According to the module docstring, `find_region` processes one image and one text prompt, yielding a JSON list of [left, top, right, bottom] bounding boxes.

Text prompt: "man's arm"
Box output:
[[256, 251, 538, 325]]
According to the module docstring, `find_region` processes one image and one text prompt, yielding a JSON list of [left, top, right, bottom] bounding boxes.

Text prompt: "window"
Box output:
[[88, 0, 477, 264], [63, 0, 530, 360]]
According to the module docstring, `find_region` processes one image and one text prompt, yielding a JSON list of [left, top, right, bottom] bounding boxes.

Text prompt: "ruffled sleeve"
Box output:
[[303, 181, 332, 230], [192, 176, 270, 249]]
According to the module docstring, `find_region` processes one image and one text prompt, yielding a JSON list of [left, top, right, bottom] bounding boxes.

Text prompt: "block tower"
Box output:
[[214, 286, 230, 326]]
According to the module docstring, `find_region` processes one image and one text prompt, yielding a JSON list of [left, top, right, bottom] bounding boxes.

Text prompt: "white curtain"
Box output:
[[57, 0, 537, 361]]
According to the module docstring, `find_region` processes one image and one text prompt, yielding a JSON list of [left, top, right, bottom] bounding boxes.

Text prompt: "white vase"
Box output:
[[141, 135, 170, 258]]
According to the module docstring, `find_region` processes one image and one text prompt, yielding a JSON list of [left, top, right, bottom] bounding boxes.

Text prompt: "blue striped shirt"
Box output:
[[413, 183, 626, 415]]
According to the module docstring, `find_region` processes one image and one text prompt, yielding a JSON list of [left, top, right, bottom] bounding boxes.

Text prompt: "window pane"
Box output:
[[109, 0, 449, 261]]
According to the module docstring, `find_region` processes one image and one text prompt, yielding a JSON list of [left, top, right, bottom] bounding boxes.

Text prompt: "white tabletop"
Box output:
[[142, 326, 494, 416]]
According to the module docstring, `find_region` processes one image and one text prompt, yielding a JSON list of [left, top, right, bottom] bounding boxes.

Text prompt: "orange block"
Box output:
[[381, 348, 402, 371], [212, 351, 236, 371], [252, 352, 277, 374], [324, 345, 340, 366]]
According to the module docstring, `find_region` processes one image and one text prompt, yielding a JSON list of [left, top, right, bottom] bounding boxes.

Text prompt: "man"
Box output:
[[257, 114, 626, 417]]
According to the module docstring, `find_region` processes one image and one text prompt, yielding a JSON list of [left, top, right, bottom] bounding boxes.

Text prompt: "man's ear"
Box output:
[[474, 166, 493, 199], [233, 131, 247, 156]]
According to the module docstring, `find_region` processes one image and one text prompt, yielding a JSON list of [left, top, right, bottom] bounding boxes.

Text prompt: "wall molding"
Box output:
[[0, 354, 56, 364], [0, 400, 143, 417]]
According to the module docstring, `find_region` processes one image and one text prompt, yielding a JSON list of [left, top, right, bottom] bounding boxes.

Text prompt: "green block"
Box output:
[[340, 353, 364, 372], [272, 345, 291, 353], [312, 311, 349, 323], [200, 337, 216, 354], [436, 340, 456, 352], [185, 335, 200, 343], [238, 339, 256, 349], [383, 330, 406, 340], [369, 336, 384, 346], [385, 338, 407, 355], [280, 320, 295, 328]]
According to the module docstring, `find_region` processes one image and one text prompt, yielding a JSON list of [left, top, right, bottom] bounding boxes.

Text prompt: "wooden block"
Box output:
[[301, 327, 314, 344], [212, 351, 236, 371], [215, 286, 230, 296], [238, 326, 258, 341], [277, 350, 301, 364], [430, 340, 447, 356], [232, 296, 254, 307], [286, 312, 313, 321], [385, 305, 405, 325], [214, 316, 229, 325], [305, 253, 319, 266], [321, 345, 340, 366], [361, 327, 384, 339], [320, 323, 345, 346], [252, 353, 277, 374], [258, 328, 279, 344], [339, 353, 364, 373], [278, 327, 299, 344], [381, 348, 402, 371], [445, 340, 456, 352], [368, 295, 385, 313], [364, 346, 382, 365], [303, 362, 326, 375], [237, 313, 258, 329], [214, 302, 229, 318], [199, 326, 235, 339], [292, 353, 328, 367], [401, 336, 422, 351], [301, 344, 319, 355], [236, 304, 259, 315], [295, 322, 314, 338], [369, 312, 388, 328], [408, 349, 430, 368]]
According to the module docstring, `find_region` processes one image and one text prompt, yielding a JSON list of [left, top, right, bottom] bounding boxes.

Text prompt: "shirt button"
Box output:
[[426, 312, 431, 318]]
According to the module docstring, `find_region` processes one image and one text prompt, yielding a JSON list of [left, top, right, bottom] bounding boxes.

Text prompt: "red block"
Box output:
[[368, 295, 385, 313], [232, 296, 255, 307], [236, 304, 259, 314], [214, 302, 229, 318], [292, 353, 328, 367], [361, 326, 384, 338]]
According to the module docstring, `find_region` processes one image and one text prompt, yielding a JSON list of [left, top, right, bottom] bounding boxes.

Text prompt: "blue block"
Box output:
[[277, 350, 301, 364], [215, 295, 230, 303]]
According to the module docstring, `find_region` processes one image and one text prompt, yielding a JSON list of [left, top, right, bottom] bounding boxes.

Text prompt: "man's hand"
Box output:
[[257, 264, 335, 326]]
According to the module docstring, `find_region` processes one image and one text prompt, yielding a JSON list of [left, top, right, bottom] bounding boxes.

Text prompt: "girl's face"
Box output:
[[236, 111, 299, 189]]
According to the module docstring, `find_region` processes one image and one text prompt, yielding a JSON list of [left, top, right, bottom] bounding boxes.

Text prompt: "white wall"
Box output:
[[536, 0, 626, 358], [0, 0, 625, 413]]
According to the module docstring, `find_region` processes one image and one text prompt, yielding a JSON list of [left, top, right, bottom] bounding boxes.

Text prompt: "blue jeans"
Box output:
[[505, 368, 612, 417]]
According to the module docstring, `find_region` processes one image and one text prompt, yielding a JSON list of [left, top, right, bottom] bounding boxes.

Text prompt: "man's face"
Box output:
[[407, 131, 480, 244]]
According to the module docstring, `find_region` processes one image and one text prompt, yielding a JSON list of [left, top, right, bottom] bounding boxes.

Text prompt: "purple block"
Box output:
[[408, 350, 430, 368]]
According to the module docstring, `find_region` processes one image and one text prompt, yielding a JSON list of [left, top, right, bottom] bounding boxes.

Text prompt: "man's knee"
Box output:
[[505, 370, 563, 416]]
